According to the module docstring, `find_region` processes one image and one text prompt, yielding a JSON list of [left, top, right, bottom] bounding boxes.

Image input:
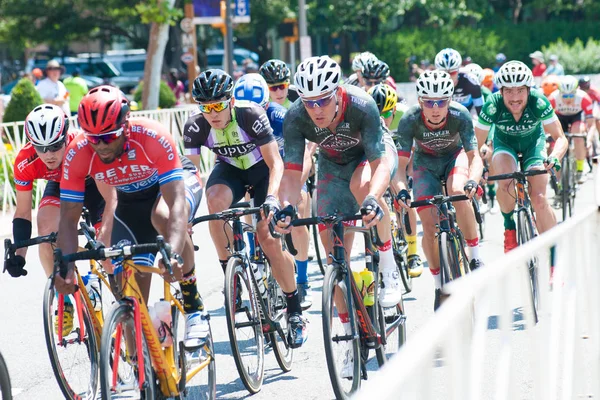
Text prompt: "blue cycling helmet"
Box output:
[[233, 73, 270, 109]]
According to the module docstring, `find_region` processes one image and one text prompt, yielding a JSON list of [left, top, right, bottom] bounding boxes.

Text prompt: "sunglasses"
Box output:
[[562, 93, 575, 99], [33, 141, 65, 154], [421, 98, 450, 108], [198, 99, 231, 114], [268, 82, 289, 92], [381, 109, 394, 119], [85, 127, 124, 145], [301, 92, 336, 109]]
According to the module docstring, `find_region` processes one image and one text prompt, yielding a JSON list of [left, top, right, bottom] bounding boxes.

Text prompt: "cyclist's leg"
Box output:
[[571, 117, 587, 180], [291, 150, 313, 289], [524, 139, 556, 234], [37, 181, 61, 277], [491, 140, 519, 252], [205, 162, 245, 272], [82, 178, 113, 272]]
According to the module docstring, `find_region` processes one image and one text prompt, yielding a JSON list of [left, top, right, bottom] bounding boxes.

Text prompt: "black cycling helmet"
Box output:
[[579, 76, 591, 90], [259, 59, 290, 84], [362, 59, 390, 81], [192, 69, 234, 102]]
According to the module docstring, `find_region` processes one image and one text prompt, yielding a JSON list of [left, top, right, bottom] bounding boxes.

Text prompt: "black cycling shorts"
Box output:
[[558, 112, 583, 133], [42, 178, 105, 226], [111, 169, 203, 267], [206, 160, 269, 207]]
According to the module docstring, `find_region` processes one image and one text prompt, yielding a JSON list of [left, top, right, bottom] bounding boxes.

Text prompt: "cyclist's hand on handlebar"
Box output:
[[360, 195, 384, 228], [274, 205, 296, 235], [160, 252, 184, 283], [260, 195, 281, 223], [394, 189, 412, 211], [480, 144, 492, 160], [4, 255, 27, 277], [544, 156, 561, 172], [54, 266, 77, 295], [463, 180, 478, 199]]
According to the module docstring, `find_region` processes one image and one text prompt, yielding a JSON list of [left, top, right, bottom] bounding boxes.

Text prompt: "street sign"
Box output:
[[180, 18, 194, 33], [181, 52, 195, 64], [234, 0, 250, 23], [181, 33, 195, 50], [192, 0, 251, 25]]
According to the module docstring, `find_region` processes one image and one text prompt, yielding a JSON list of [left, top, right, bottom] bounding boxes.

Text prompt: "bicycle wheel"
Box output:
[[171, 299, 217, 399], [322, 265, 361, 399], [518, 210, 539, 321], [392, 210, 412, 293], [310, 191, 326, 275], [567, 155, 576, 216], [224, 257, 264, 394], [561, 156, 570, 221], [375, 298, 406, 367], [0, 352, 12, 400], [43, 278, 99, 400], [439, 232, 461, 285], [99, 301, 155, 400], [265, 263, 293, 372], [478, 201, 486, 241]]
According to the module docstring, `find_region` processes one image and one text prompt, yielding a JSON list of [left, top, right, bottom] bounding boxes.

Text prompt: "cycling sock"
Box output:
[[284, 289, 302, 315], [431, 269, 442, 289], [338, 312, 352, 335], [246, 232, 256, 258], [502, 211, 516, 231], [219, 259, 228, 275], [576, 159, 585, 172], [179, 267, 204, 313], [466, 237, 480, 260], [407, 235, 418, 256], [295, 259, 309, 284], [378, 240, 395, 272]]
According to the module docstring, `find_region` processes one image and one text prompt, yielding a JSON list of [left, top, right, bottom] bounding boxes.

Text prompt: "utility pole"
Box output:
[[224, 0, 235, 75], [182, 3, 198, 99], [298, 0, 311, 60]]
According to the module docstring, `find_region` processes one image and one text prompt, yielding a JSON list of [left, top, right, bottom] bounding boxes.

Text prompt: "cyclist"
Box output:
[[361, 59, 391, 90], [395, 71, 483, 310], [578, 76, 600, 147], [435, 48, 484, 115], [541, 74, 559, 98], [259, 59, 299, 109], [233, 73, 314, 309], [347, 51, 379, 87], [548, 75, 595, 184], [183, 69, 308, 348], [55, 85, 208, 348], [475, 61, 567, 253], [368, 83, 423, 277], [481, 68, 496, 93], [463, 63, 493, 103]]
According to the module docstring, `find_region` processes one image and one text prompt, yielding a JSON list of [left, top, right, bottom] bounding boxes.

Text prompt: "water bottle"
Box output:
[[352, 271, 365, 299], [251, 262, 267, 298], [154, 300, 173, 347], [360, 269, 375, 306], [85, 272, 102, 312]]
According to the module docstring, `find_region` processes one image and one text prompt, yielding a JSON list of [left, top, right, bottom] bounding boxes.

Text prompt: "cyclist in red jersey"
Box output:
[[578, 76, 600, 140], [55, 85, 208, 347], [5, 104, 114, 279]]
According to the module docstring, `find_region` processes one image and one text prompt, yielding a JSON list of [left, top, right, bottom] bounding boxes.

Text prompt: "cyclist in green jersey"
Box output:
[[475, 61, 567, 253], [368, 83, 423, 277]]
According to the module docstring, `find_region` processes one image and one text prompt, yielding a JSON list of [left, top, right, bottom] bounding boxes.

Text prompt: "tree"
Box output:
[[3, 78, 42, 124]]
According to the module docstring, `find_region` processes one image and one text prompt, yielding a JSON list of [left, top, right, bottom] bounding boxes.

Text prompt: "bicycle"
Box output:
[[487, 160, 554, 322], [285, 210, 406, 399], [54, 235, 217, 399], [384, 189, 413, 293], [0, 351, 12, 400], [192, 202, 293, 394], [306, 157, 326, 275], [551, 133, 587, 220]]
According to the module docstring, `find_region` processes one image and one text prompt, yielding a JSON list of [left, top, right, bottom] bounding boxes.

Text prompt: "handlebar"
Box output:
[[409, 194, 470, 209], [191, 205, 262, 226], [487, 169, 547, 182], [4, 233, 57, 261]]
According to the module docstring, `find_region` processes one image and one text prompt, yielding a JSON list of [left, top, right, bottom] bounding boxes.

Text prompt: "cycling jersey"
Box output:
[[395, 101, 478, 159], [548, 89, 594, 118], [388, 102, 410, 135], [481, 86, 493, 103], [283, 84, 386, 169], [13, 131, 77, 191], [60, 117, 185, 202], [183, 100, 274, 170], [453, 72, 484, 114], [345, 73, 360, 87], [585, 88, 600, 104], [265, 101, 287, 154]]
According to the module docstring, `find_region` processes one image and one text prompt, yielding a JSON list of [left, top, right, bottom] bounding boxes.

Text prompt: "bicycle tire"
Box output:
[[43, 279, 99, 400], [439, 232, 461, 285], [0, 352, 12, 400], [478, 203, 486, 240], [375, 298, 406, 367], [310, 192, 326, 275], [99, 301, 155, 400], [568, 155, 576, 217], [224, 257, 264, 394], [322, 264, 361, 399], [265, 262, 293, 372], [392, 209, 412, 293], [518, 210, 539, 322], [561, 156, 570, 221]]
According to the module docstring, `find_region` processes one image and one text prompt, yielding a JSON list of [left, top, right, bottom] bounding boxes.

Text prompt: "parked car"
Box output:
[[78, 49, 146, 80], [205, 48, 259, 70], [1, 74, 103, 95]]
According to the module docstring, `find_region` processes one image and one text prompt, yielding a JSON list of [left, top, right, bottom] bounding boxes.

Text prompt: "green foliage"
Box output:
[[136, 0, 183, 25], [133, 81, 177, 109], [542, 38, 600, 74], [3, 79, 43, 123]]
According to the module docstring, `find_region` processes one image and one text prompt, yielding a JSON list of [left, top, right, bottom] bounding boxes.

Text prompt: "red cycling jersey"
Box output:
[[60, 117, 183, 202], [585, 87, 600, 104], [549, 89, 594, 117], [13, 131, 77, 191]]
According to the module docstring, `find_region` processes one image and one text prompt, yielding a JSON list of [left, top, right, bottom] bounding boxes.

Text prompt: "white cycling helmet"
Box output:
[[352, 51, 378, 72], [558, 75, 578, 94], [463, 63, 483, 84], [233, 73, 270, 109], [495, 61, 534, 88], [416, 70, 455, 98], [434, 48, 462, 72], [25, 104, 69, 147], [294, 56, 342, 98]]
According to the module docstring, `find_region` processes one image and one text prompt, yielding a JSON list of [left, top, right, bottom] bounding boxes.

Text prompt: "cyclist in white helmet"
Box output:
[[435, 48, 484, 115], [475, 61, 567, 253], [346, 51, 378, 87], [395, 70, 484, 310]]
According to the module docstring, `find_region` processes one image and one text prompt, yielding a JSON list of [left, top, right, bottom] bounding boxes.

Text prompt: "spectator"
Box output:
[[544, 55, 565, 76], [529, 51, 546, 77], [167, 68, 185, 104], [36, 60, 70, 115], [493, 53, 506, 72], [63, 68, 88, 116]]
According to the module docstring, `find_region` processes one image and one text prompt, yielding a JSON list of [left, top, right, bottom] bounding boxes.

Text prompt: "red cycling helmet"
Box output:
[[78, 85, 130, 134]]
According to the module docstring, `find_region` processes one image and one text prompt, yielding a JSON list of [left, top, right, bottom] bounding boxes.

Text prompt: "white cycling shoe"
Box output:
[[379, 270, 402, 308]]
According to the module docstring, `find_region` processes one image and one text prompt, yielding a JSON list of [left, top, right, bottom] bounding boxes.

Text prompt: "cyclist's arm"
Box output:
[[186, 154, 202, 170], [363, 102, 391, 199], [367, 157, 391, 199], [95, 181, 116, 248], [57, 200, 84, 269], [466, 149, 484, 183], [159, 179, 188, 257], [545, 119, 568, 162], [393, 156, 410, 194], [260, 140, 284, 199], [13, 190, 33, 259]]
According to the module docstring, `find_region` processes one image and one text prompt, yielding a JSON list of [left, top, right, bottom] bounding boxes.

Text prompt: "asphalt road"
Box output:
[[0, 170, 595, 400]]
